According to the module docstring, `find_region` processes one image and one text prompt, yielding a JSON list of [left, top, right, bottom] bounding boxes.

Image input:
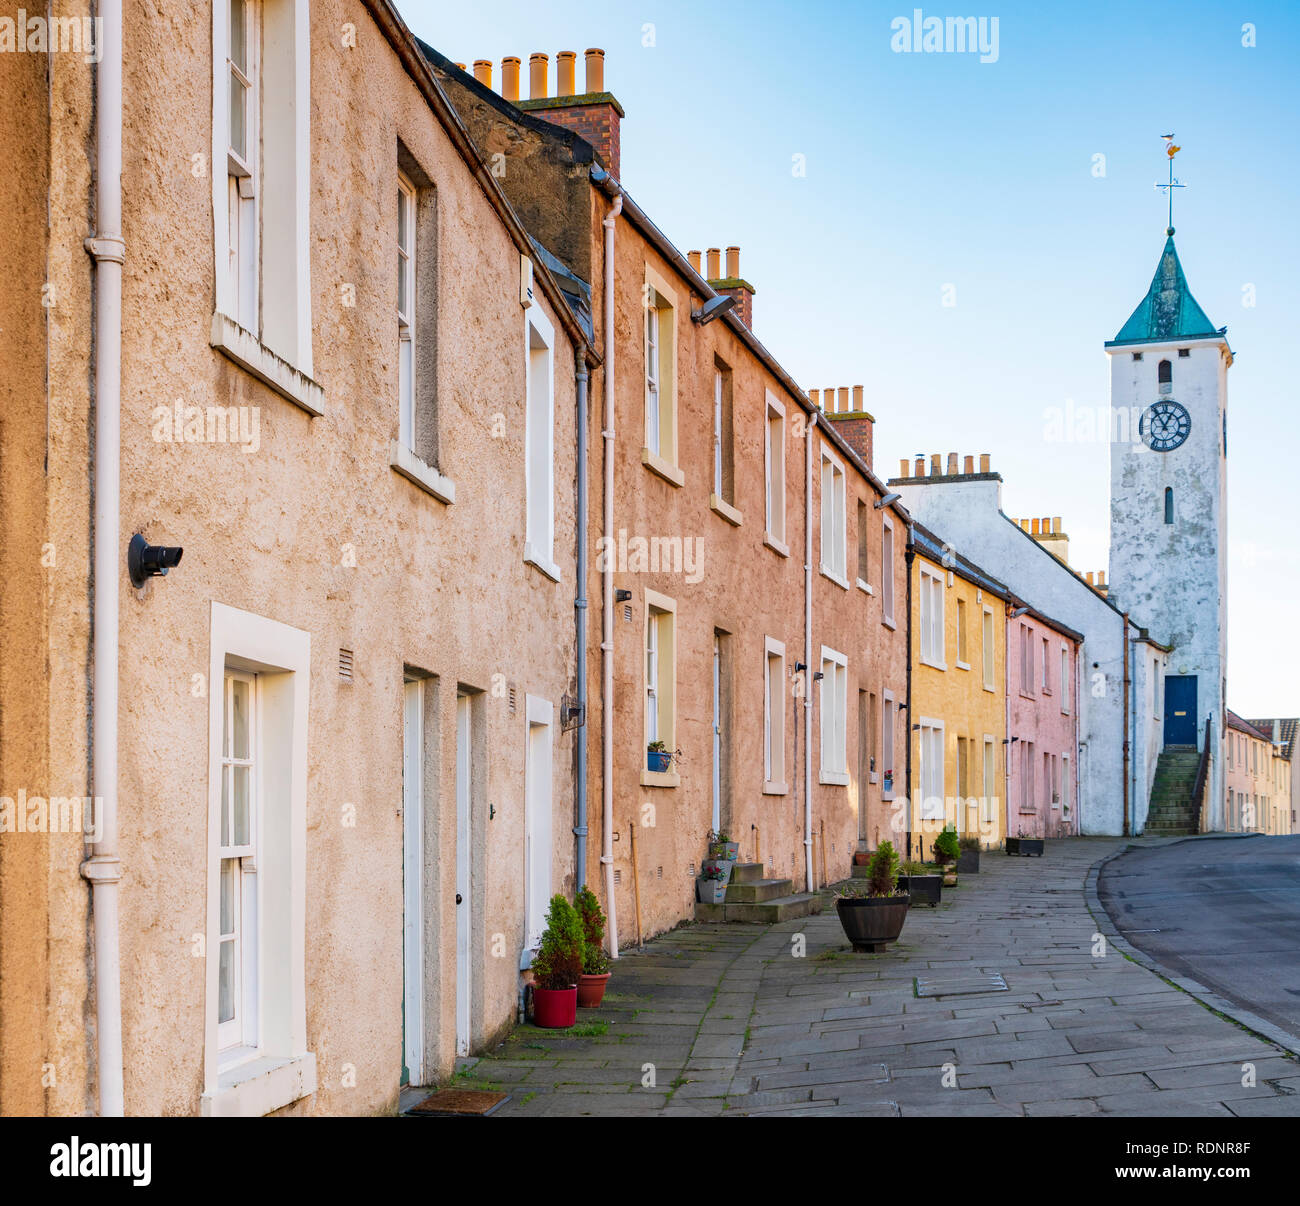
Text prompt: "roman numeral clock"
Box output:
[[1139, 400, 1191, 452]]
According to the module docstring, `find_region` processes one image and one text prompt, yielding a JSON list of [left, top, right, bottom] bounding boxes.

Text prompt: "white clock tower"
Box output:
[[1106, 222, 1230, 829]]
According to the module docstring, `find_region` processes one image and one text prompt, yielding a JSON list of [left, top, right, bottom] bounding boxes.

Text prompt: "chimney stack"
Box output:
[[706, 245, 755, 328], [515, 47, 623, 178], [501, 56, 521, 101], [821, 383, 875, 468]]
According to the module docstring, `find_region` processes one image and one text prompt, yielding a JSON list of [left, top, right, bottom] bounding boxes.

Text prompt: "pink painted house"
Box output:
[[1006, 603, 1083, 839]]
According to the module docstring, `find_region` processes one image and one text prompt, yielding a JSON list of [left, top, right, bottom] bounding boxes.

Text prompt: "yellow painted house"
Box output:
[[908, 523, 1008, 858]]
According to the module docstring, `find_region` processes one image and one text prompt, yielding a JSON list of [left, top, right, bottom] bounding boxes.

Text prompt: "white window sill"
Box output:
[[882, 616, 896, 631], [819, 770, 850, 786], [921, 657, 947, 672], [641, 447, 685, 488], [882, 790, 896, 801], [820, 567, 850, 591], [201, 1052, 317, 1118], [764, 533, 789, 558], [955, 660, 971, 672], [984, 684, 997, 694], [868, 771, 879, 784], [857, 578, 873, 595], [211, 312, 323, 416], [390, 440, 456, 504], [640, 769, 680, 789], [762, 780, 788, 796], [709, 493, 743, 526], [524, 544, 562, 583]]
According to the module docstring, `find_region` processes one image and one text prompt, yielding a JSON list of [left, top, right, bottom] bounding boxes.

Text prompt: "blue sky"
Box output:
[[403, 0, 1299, 716]]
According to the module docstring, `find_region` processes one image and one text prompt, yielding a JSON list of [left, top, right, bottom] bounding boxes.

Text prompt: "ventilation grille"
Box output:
[[688, 862, 695, 878], [338, 649, 354, 682], [656, 865, 663, 880], [623, 604, 632, 623], [508, 684, 517, 715], [613, 868, 622, 886]]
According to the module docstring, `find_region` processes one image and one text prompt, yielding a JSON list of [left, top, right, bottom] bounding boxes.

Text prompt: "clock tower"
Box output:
[[1106, 225, 1230, 828]]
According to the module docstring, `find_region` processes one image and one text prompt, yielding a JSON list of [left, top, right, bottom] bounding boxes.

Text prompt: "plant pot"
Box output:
[[577, 973, 611, 1008], [701, 858, 734, 884], [897, 873, 942, 907], [697, 877, 727, 904], [1006, 837, 1045, 857], [709, 841, 740, 861], [835, 895, 910, 952], [532, 985, 578, 1029], [852, 850, 872, 866], [647, 750, 672, 773], [943, 870, 958, 887], [957, 848, 980, 873]]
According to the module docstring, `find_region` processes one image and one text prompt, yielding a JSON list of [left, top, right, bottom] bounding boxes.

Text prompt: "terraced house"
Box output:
[[1, 0, 594, 1117], [421, 44, 911, 946], [1226, 712, 1293, 835]]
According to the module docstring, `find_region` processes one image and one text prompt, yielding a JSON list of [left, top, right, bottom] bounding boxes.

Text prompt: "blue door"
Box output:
[[1164, 676, 1197, 746]]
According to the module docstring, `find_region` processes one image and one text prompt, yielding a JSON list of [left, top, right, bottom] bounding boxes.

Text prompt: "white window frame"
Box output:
[[764, 636, 787, 793], [819, 646, 849, 784], [524, 305, 558, 580], [203, 603, 315, 1117], [397, 173, 416, 450], [955, 597, 970, 670], [645, 300, 661, 455], [713, 367, 723, 497], [881, 517, 896, 627], [1041, 636, 1051, 693], [764, 393, 787, 553], [981, 734, 997, 825], [642, 590, 678, 786], [919, 564, 946, 669], [1060, 645, 1070, 715], [918, 718, 945, 822], [820, 446, 848, 587], [881, 689, 896, 800], [982, 605, 995, 691], [641, 268, 679, 481]]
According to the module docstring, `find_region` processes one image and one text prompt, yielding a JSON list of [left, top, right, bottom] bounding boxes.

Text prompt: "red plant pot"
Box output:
[[532, 985, 578, 1029], [576, 973, 611, 1008]]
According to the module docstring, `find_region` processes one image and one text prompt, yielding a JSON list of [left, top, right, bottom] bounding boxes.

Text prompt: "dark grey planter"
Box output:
[[835, 895, 910, 952], [897, 873, 942, 907], [957, 848, 980, 873], [1006, 837, 1045, 857]]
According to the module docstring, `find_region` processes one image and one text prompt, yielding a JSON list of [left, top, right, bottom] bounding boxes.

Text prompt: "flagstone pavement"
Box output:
[[464, 838, 1300, 1117]]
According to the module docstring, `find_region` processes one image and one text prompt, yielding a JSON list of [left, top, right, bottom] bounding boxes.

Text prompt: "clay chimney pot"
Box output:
[[529, 52, 548, 99], [584, 48, 605, 93], [501, 56, 521, 101], [557, 51, 576, 96]]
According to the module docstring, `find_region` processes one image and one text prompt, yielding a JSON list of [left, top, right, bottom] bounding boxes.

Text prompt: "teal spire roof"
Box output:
[[1107, 229, 1221, 346]]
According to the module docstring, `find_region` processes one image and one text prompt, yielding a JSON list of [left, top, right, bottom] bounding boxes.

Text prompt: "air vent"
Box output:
[[613, 868, 622, 886], [339, 648, 354, 682], [508, 684, 517, 715], [688, 863, 695, 877], [623, 604, 632, 623], [656, 865, 663, 880]]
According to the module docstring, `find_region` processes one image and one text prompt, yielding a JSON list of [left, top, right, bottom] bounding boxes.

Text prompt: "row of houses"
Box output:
[[0, 2, 1285, 1118]]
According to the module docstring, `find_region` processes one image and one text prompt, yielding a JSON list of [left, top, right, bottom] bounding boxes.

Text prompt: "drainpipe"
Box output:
[[80, 0, 125, 1118], [600, 189, 622, 958], [1122, 612, 1131, 836], [904, 535, 915, 860], [803, 412, 817, 893], [573, 360, 589, 887]]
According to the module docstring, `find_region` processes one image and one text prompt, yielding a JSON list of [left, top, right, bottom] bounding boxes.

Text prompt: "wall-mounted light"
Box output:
[[874, 493, 901, 509], [614, 588, 632, 603], [1010, 606, 1030, 618], [691, 295, 737, 325], [128, 533, 183, 589]]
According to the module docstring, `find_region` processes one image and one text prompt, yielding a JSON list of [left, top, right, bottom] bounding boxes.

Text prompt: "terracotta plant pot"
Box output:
[[852, 850, 872, 866], [531, 985, 578, 1029], [576, 973, 611, 1008], [835, 895, 910, 953]]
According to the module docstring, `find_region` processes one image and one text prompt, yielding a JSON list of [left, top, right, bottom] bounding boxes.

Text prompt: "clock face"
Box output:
[[1139, 401, 1191, 452]]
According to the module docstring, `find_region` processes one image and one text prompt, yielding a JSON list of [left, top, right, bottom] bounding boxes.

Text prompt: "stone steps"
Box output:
[[694, 863, 821, 923], [1144, 747, 1202, 837]]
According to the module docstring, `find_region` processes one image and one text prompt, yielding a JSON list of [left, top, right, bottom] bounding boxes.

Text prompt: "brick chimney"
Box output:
[[706, 244, 756, 328], [1004, 514, 1071, 566], [515, 48, 623, 179], [817, 383, 874, 470]]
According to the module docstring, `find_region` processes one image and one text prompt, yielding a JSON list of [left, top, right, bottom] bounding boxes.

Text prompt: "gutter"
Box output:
[[904, 535, 915, 860], [1122, 611, 1131, 837], [80, 0, 125, 1117], [573, 361, 589, 885], [804, 411, 817, 892]]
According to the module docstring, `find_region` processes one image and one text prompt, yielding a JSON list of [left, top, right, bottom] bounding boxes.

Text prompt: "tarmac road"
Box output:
[[1098, 835, 1300, 1045]]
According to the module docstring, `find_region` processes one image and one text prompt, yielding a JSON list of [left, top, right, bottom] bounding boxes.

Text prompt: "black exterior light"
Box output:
[[614, 588, 632, 603], [128, 533, 183, 588]]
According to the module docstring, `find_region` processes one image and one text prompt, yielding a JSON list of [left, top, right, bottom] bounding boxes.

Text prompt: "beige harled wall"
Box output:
[[2, 0, 582, 1116]]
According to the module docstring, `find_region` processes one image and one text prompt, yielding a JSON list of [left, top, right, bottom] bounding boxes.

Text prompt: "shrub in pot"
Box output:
[[898, 859, 943, 906], [575, 886, 612, 1007], [1006, 833, 1045, 856], [933, 824, 961, 866], [530, 894, 583, 1028], [707, 828, 740, 861], [696, 862, 728, 904], [835, 840, 910, 953]]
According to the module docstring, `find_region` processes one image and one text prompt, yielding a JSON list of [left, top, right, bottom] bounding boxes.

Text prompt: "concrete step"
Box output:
[[694, 892, 821, 925], [725, 877, 793, 903], [727, 862, 767, 885]]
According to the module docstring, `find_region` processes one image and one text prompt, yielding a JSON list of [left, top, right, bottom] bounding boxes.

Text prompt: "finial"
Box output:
[[1156, 136, 1185, 231], [1167, 226, 1175, 236]]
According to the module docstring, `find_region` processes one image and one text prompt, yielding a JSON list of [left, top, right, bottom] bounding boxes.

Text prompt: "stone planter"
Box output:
[[897, 873, 942, 907], [957, 848, 980, 873], [697, 877, 727, 904], [709, 841, 740, 861], [701, 858, 735, 884], [835, 895, 910, 953], [1006, 837, 1045, 857]]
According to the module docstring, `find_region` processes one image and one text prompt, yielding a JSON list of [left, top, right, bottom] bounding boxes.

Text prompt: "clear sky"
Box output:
[[402, 0, 1300, 717]]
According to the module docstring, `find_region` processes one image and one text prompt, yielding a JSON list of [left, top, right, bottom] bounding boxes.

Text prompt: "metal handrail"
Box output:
[[1192, 713, 1213, 833]]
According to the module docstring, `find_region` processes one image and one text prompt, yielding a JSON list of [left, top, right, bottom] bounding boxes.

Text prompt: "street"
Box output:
[[461, 838, 1300, 1116]]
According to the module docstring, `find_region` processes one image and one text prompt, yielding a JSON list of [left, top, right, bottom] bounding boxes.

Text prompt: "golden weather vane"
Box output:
[[1156, 134, 1185, 233]]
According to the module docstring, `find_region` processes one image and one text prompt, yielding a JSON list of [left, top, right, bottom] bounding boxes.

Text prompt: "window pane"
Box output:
[[229, 78, 247, 161], [220, 858, 236, 935], [230, 0, 247, 72], [231, 678, 249, 759], [231, 765, 250, 846], [398, 252, 407, 316], [218, 939, 236, 1024], [397, 189, 408, 251], [221, 764, 230, 847]]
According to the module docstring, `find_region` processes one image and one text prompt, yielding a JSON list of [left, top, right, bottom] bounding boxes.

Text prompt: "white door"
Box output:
[[402, 680, 424, 1085], [455, 694, 472, 1058], [712, 637, 722, 833], [524, 700, 553, 950]]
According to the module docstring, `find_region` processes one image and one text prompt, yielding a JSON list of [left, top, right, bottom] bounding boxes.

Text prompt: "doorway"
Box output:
[[524, 697, 553, 951], [401, 679, 424, 1086], [1163, 675, 1198, 746], [455, 692, 472, 1058]]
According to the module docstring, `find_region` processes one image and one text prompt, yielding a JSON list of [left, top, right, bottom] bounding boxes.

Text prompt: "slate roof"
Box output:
[[1227, 710, 1273, 743], [1245, 717, 1298, 760], [1107, 233, 1221, 347]]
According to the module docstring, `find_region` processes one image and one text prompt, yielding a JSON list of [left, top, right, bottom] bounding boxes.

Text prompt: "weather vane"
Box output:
[[1155, 134, 1184, 233]]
